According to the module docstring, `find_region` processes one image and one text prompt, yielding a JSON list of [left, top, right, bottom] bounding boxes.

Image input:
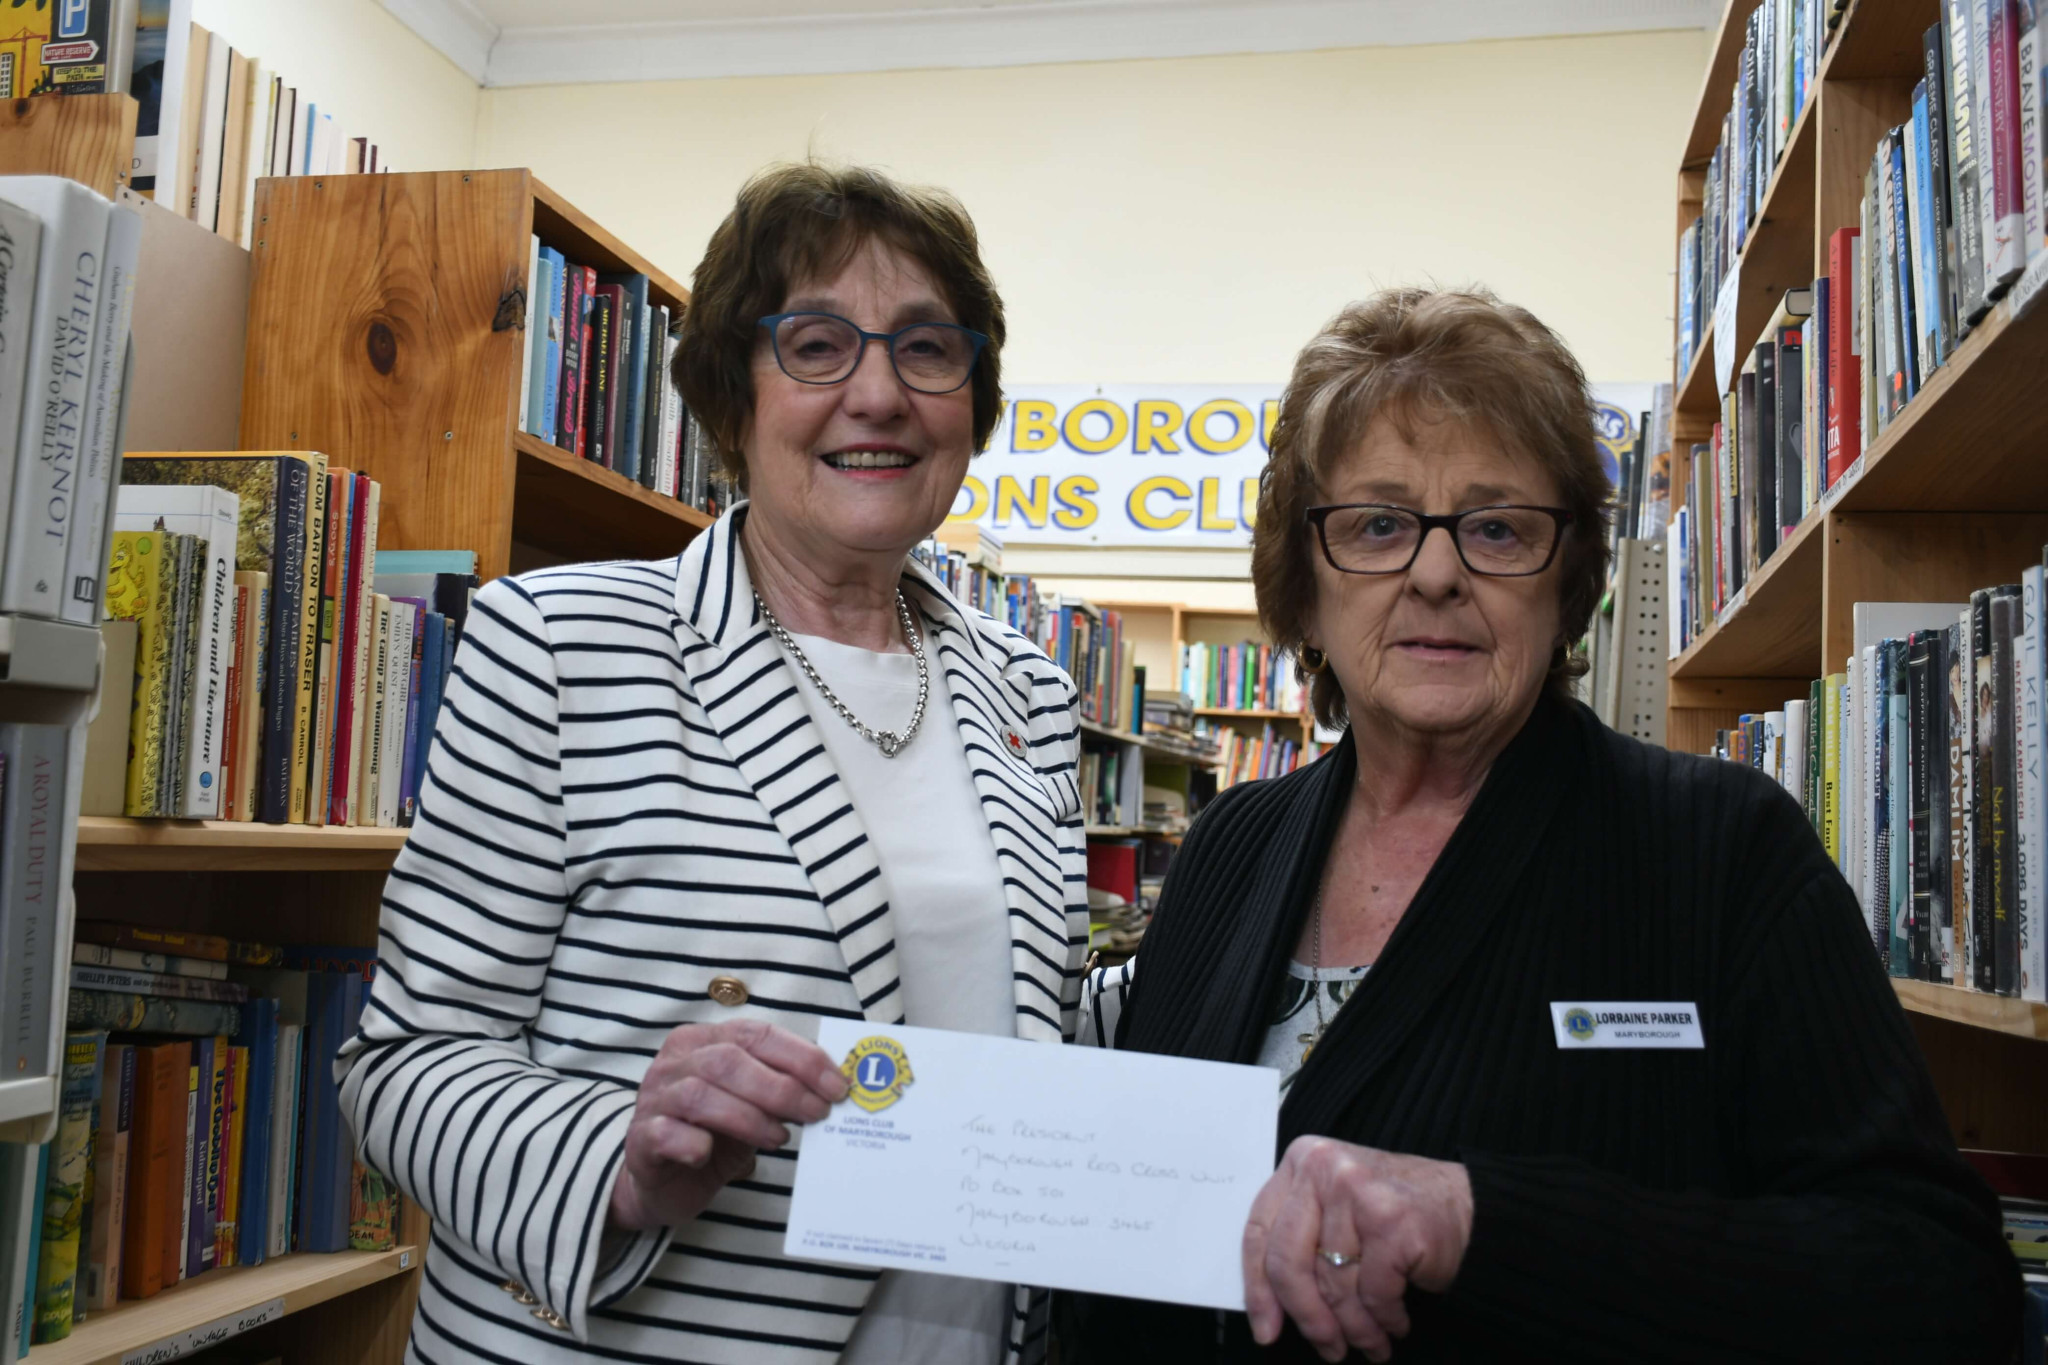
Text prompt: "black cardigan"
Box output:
[[1060, 695, 2018, 1362]]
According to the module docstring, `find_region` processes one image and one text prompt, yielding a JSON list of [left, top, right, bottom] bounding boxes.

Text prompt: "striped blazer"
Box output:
[[337, 506, 1091, 1365]]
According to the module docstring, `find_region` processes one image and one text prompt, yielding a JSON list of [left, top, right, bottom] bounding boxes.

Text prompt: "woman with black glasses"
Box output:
[[1064, 288, 2016, 1363], [339, 163, 1087, 1365]]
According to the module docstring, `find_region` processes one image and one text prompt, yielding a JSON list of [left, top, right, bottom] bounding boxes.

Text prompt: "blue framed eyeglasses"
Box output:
[[757, 311, 988, 395]]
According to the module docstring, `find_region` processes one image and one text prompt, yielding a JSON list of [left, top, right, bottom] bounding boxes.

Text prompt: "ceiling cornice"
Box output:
[[383, 0, 1719, 89]]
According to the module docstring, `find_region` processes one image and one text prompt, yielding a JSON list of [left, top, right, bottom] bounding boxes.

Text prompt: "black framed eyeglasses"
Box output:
[[1305, 503, 1575, 577], [757, 311, 989, 395]]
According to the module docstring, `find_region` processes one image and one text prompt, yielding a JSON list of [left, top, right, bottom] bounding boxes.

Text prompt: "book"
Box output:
[[118, 1040, 184, 1300], [377, 597, 412, 828], [361, 593, 391, 826], [75, 920, 279, 966], [229, 569, 269, 821], [83, 1041, 133, 1311], [115, 485, 239, 817], [22, 1145, 47, 1351], [2026, 564, 2048, 1001], [559, 260, 587, 454], [69, 965, 247, 1002], [539, 245, 566, 442], [59, 200, 140, 626], [101, 531, 170, 816], [290, 454, 331, 823], [336, 479, 379, 825], [519, 234, 539, 434], [217, 1043, 245, 1266], [309, 468, 351, 824], [184, 1035, 216, 1277], [0, 723, 65, 1082], [267, 1021, 300, 1259], [0, 177, 112, 617], [1948, 0, 1994, 324], [1953, 615, 1976, 985], [32, 1032, 101, 1342], [1994, 584, 2023, 995], [232, 997, 277, 1266], [74, 942, 228, 980], [1982, 0, 2028, 288], [413, 610, 448, 803], [349, 1164, 397, 1252], [599, 272, 651, 482], [162, 529, 197, 815], [393, 599, 426, 824], [67, 990, 242, 1036], [1974, 589, 1998, 990], [1825, 228, 1862, 482], [121, 452, 321, 824], [1922, 22, 1961, 362]]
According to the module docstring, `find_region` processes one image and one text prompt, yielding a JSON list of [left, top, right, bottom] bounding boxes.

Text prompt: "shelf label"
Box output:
[[1823, 455, 1866, 509], [1718, 586, 1746, 625], [1712, 266, 1741, 397], [122, 1297, 285, 1364]]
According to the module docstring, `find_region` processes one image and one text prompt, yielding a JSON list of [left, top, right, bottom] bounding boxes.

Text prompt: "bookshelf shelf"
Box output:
[[1076, 715, 1218, 768], [1084, 824, 1184, 839], [24, 1247, 418, 1365], [1893, 981, 2048, 1043], [1668, 501, 1825, 678], [513, 431, 713, 564], [73, 817, 408, 871], [1194, 707, 1302, 721]]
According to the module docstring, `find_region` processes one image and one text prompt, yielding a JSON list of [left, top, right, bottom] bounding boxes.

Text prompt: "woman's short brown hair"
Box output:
[[673, 162, 1006, 490], [1251, 287, 1612, 728]]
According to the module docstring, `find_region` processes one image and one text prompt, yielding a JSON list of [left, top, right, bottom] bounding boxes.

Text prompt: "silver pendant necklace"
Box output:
[[1298, 883, 1329, 1064], [755, 590, 930, 758]]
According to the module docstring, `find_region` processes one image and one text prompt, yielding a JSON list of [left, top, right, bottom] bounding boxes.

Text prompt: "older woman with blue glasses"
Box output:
[[340, 163, 1088, 1365]]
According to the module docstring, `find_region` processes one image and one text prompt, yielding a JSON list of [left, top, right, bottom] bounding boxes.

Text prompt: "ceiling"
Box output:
[[381, 0, 1721, 88]]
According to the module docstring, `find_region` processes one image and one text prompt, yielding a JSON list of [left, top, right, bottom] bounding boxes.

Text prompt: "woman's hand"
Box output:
[[1242, 1136, 1473, 1363], [609, 1019, 850, 1232]]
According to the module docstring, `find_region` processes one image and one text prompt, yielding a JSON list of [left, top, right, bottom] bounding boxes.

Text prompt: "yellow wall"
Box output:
[[191, 0, 480, 174], [475, 28, 1711, 385]]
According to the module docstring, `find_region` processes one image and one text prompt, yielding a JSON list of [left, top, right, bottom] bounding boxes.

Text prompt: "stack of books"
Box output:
[[1197, 718, 1310, 789], [14, 921, 395, 1347], [98, 456, 471, 828], [1717, 567, 2048, 1003], [915, 524, 1007, 620], [517, 240, 717, 512], [1178, 641, 1304, 715], [1609, 385, 1675, 548]]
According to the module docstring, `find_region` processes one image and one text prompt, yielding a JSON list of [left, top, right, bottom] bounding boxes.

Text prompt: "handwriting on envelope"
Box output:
[[786, 1020, 1279, 1310]]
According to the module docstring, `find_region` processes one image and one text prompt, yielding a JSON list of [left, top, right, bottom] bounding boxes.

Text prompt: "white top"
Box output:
[[1255, 961, 1372, 1094], [783, 628, 1015, 1365]]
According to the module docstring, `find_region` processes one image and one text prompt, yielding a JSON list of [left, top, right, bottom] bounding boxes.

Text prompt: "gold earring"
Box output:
[[1299, 645, 1327, 673]]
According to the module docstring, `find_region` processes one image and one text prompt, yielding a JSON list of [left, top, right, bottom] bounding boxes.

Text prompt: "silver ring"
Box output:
[[1316, 1248, 1357, 1269]]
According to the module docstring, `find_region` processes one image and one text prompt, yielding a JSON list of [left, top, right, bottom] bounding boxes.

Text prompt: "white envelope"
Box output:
[[785, 1019, 1279, 1310]]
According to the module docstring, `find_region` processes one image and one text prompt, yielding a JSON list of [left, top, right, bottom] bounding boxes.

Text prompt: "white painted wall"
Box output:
[[191, 0, 480, 174], [474, 29, 1711, 387]]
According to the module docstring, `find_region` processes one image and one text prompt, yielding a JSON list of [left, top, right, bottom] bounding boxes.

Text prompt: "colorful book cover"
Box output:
[[184, 1036, 215, 1277], [233, 998, 278, 1266], [586, 287, 618, 468], [119, 1041, 185, 1301], [310, 468, 351, 825], [21, 1144, 46, 1353], [558, 260, 587, 453], [218, 1044, 247, 1267], [220, 576, 248, 820], [104, 531, 173, 818], [540, 246, 566, 442], [121, 452, 321, 825], [348, 1164, 397, 1252], [68, 990, 243, 1037], [75, 920, 280, 966], [397, 598, 425, 824], [290, 454, 331, 823], [82, 1041, 132, 1311], [32, 1032, 102, 1342], [328, 474, 370, 825]]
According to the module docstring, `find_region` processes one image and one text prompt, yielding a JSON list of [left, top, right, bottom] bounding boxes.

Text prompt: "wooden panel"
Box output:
[[74, 816, 406, 871], [1668, 706, 1748, 756], [1681, 0, 1769, 166], [532, 175, 690, 312], [263, 1258, 421, 1365], [512, 430, 711, 566], [1908, 1012, 2048, 1153], [1670, 510, 1826, 678], [1667, 676, 1813, 710], [125, 195, 250, 452], [26, 1248, 415, 1365], [1822, 512, 2048, 676], [1824, 0, 1943, 81], [1896, 981, 2048, 1042], [240, 170, 534, 582], [0, 92, 136, 197], [1816, 77, 1916, 264], [1837, 293, 2048, 514]]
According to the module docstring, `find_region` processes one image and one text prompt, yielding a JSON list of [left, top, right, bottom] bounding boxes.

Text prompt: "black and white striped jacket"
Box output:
[[337, 506, 1091, 1365]]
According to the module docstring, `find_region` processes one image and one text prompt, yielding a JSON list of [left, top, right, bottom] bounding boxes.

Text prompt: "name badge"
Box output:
[[1551, 1001, 1704, 1050]]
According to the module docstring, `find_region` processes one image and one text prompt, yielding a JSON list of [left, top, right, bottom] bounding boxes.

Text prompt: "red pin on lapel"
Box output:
[[1002, 725, 1028, 760]]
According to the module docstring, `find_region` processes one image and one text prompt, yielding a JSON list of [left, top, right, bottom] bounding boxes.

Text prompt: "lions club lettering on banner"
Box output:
[[949, 384, 1649, 549], [947, 385, 1281, 549]]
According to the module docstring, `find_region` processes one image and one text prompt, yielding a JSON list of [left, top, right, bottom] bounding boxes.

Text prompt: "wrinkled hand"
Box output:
[[609, 1019, 849, 1232], [1242, 1136, 1473, 1363]]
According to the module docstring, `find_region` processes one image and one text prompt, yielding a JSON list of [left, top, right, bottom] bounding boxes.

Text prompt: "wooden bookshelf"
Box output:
[[240, 169, 705, 583], [27, 1247, 417, 1365], [0, 92, 136, 198], [1194, 706, 1302, 721], [1666, 0, 2048, 1159], [1893, 981, 2048, 1043], [73, 817, 409, 872]]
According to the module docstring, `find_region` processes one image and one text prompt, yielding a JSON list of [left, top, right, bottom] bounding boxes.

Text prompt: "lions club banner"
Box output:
[[950, 384, 1646, 549]]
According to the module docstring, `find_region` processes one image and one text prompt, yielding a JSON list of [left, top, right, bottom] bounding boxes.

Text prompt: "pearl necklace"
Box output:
[[755, 590, 930, 758]]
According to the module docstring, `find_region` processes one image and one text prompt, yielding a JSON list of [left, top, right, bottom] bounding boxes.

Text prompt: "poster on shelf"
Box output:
[[951, 383, 1649, 548]]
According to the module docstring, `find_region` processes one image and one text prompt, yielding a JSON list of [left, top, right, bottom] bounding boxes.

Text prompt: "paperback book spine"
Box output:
[[0, 200, 39, 568], [83, 1041, 133, 1311], [1983, 0, 2028, 286], [1922, 21, 1961, 361], [259, 457, 310, 824], [31, 1032, 99, 1343], [1947, 0, 1993, 322], [519, 234, 538, 433], [1948, 618, 1972, 984], [1888, 641, 1913, 975], [60, 202, 141, 624], [0, 723, 65, 1078], [2025, 564, 2048, 1000], [558, 263, 586, 454], [1993, 585, 2021, 994], [309, 469, 349, 823], [69, 966, 246, 1002], [1973, 589, 1997, 987], [0, 177, 107, 617], [289, 454, 330, 823], [66, 990, 242, 1036], [1909, 633, 1935, 979]]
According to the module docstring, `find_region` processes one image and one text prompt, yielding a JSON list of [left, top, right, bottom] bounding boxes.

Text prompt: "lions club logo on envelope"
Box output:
[[841, 1035, 915, 1112]]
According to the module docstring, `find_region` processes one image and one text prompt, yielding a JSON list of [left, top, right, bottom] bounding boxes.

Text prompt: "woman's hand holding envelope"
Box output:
[[1241, 1136, 1474, 1363], [611, 1019, 851, 1231]]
